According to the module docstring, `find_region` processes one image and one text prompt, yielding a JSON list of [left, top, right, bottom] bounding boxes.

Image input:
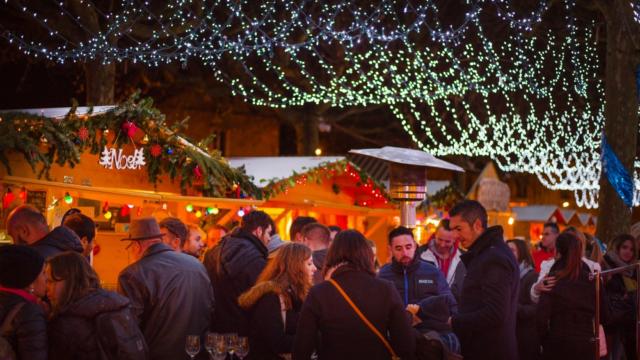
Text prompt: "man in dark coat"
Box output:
[[204, 210, 273, 335], [448, 200, 519, 360], [378, 226, 457, 315], [118, 217, 214, 360], [7, 205, 83, 259]]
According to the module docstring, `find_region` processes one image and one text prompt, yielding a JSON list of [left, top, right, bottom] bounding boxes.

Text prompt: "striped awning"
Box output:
[[346, 146, 464, 181]]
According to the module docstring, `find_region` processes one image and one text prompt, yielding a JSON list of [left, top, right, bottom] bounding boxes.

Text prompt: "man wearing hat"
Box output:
[[117, 217, 214, 360]]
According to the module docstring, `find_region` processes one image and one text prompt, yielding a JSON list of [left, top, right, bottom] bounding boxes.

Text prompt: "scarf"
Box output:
[[0, 287, 39, 303], [518, 262, 533, 280]]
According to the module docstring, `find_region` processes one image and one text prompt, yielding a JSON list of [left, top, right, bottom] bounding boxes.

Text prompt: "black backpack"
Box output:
[[94, 308, 149, 360]]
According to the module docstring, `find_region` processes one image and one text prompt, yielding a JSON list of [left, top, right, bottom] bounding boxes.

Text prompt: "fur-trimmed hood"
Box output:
[[238, 280, 284, 309]]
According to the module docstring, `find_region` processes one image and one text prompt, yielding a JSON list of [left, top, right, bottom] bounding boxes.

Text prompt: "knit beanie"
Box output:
[[0, 245, 45, 289]]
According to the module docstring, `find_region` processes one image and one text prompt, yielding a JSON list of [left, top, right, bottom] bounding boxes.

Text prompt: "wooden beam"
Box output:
[[364, 216, 387, 239], [216, 207, 239, 227], [273, 209, 291, 224]]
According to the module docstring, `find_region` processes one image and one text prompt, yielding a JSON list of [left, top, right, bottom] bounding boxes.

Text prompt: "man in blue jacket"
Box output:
[[378, 226, 458, 323], [448, 200, 519, 360]]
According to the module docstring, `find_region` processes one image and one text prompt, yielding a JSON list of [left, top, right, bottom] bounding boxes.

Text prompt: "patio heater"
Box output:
[[347, 146, 464, 228]]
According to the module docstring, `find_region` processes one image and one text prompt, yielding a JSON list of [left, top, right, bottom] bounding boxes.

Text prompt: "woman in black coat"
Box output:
[[537, 232, 608, 360], [0, 245, 48, 360], [293, 230, 415, 360], [239, 243, 316, 359], [602, 234, 637, 360], [507, 239, 539, 360], [46, 251, 147, 360]]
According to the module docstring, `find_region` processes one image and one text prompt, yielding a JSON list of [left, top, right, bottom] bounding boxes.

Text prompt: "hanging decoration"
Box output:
[[121, 121, 138, 138], [98, 146, 146, 170], [601, 135, 634, 207], [193, 165, 203, 179], [150, 144, 162, 158], [78, 126, 89, 142]]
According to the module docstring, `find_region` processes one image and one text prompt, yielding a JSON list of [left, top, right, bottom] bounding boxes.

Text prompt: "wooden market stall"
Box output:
[[0, 101, 262, 287]]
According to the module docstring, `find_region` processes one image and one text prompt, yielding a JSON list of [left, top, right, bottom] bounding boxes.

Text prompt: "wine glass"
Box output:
[[235, 337, 249, 360], [185, 335, 201, 359], [224, 333, 238, 357], [206, 333, 226, 360]]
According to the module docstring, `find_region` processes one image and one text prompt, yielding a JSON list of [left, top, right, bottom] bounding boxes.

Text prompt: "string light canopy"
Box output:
[[0, 0, 571, 63], [3, 0, 640, 208]]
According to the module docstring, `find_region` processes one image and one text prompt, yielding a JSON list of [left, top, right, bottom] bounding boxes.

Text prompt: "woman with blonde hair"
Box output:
[[239, 242, 316, 359]]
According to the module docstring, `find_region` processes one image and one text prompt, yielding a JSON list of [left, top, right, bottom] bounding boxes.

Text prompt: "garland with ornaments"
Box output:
[[260, 159, 390, 205], [0, 93, 260, 199]]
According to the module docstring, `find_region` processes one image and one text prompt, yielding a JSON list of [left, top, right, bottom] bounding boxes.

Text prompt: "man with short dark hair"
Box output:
[[301, 223, 331, 284], [7, 205, 83, 259], [184, 224, 206, 258], [378, 226, 457, 328], [204, 210, 273, 335], [448, 200, 519, 360], [118, 217, 214, 360], [532, 222, 559, 272], [158, 217, 188, 252], [62, 212, 96, 259], [289, 216, 316, 242]]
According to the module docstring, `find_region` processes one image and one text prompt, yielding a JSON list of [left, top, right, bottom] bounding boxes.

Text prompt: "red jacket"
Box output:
[[532, 248, 555, 273]]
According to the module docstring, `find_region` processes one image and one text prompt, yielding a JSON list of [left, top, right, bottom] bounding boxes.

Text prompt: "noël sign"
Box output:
[[98, 146, 146, 170]]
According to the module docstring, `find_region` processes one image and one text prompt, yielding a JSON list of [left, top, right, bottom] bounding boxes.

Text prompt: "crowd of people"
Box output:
[[0, 200, 638, 360]]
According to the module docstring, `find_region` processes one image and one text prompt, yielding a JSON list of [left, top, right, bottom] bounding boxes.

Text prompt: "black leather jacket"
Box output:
[[118, 243, 214, 360], [0, 291, 47, 360]]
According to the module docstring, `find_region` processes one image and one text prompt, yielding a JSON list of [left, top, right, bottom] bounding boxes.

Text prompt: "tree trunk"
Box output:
[[596, 0, 639, 243], [84, 60, 115, 105], [296, 113, 319, 155]]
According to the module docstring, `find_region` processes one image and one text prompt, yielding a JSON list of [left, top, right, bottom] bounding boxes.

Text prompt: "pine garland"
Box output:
[[0, 93, 261, 199], [260, 159, 390, 202]]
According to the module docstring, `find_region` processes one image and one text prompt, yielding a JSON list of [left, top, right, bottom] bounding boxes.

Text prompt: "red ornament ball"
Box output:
[[122, 121, 138, 137], [150, 144, 162, 158], [194, 165, 203, 178], [78, 126, 89, 141]]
